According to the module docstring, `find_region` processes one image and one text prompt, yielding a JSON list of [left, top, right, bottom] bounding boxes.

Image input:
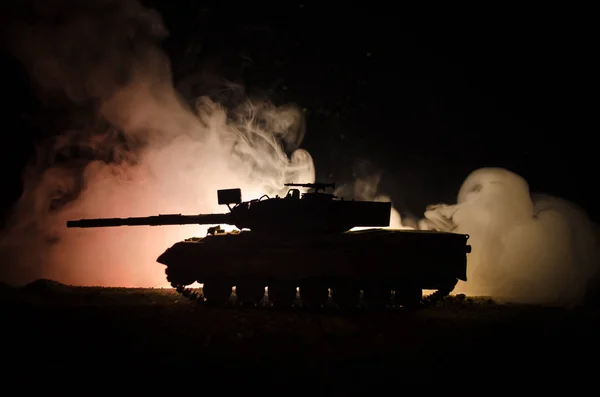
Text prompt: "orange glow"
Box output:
[[51, 155, 288, 287], [0, 84, 314, 287]]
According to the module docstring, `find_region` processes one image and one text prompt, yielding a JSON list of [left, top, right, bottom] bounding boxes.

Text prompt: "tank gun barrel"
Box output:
[[66, 213, 232, 228]]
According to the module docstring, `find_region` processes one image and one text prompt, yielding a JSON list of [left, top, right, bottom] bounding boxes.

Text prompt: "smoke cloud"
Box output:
[[419, 168, 599, 304], [0, 0, 314, 287], [2, 1, 597, 306]]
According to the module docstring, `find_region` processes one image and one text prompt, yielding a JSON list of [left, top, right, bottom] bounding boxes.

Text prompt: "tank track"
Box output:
[[166, 267, 458, 311]]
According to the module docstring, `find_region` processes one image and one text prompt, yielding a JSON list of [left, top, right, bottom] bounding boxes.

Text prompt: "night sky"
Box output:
[[0, 2, 595, 223]]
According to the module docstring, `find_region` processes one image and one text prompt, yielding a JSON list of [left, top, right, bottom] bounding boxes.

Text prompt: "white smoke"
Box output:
[[420, 168, 599, 304]]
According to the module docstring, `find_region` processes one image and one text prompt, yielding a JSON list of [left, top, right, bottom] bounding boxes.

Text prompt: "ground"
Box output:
[[2, 279, 598, 389]]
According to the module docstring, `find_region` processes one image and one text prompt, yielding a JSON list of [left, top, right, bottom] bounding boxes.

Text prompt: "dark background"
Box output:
[[0, 2, 595, 222]]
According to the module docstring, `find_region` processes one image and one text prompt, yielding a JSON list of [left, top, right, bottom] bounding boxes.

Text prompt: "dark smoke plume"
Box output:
[[0, 0, 314, 287]]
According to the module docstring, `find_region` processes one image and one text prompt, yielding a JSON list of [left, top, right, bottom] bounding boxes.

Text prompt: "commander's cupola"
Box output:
[[284, 182, 337, 201]]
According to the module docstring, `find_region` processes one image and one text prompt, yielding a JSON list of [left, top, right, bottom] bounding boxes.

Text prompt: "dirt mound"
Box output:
[[0, 281, 14, 290], [0, 281, 15, 295], [23, 279, 73, 294]]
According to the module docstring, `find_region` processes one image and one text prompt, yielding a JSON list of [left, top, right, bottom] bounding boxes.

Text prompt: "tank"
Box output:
[[67, 182, 471, 309]]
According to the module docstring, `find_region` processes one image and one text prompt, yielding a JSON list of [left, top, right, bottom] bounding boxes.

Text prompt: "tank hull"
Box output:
[[158, 228, 470, 308]]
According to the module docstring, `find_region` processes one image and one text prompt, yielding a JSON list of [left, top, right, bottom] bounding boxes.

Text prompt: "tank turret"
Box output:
[[67, 183, 392, 234], [67, 182, 471, 310]]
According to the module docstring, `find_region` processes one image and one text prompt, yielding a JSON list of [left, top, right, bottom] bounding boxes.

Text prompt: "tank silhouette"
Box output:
[[67, 182, 471, 309]]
